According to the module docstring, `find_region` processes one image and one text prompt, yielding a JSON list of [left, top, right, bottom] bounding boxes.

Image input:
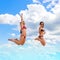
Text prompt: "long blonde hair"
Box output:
[[23, 21, 25, 25], [20, 21, 25, 25]]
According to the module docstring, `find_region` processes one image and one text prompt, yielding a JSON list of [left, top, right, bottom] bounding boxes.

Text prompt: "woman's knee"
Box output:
[[18, 39, 25, 45], [40, 39, 46, 46], [42, 40, 46, 46]]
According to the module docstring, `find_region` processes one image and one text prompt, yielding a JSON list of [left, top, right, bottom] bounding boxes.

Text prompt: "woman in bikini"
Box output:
[[8, 13, 26, 45], [35, 21, 46, 46]]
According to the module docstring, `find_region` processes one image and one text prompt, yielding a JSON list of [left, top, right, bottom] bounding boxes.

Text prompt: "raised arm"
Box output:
[[20, 13, 24, 22], [19, 13, 24, 29]]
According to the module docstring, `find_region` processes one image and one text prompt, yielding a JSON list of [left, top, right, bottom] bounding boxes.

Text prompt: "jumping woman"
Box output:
[[8, 13, 26, 45], [35, 21, 46, 46]]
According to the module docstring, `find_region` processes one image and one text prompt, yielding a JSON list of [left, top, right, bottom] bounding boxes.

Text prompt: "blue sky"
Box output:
[[0, 0, 32, 14], [0, 0, 60, 60]]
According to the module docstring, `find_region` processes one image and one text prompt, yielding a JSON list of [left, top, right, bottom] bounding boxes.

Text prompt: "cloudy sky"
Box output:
[[0, 0, 60, 60]]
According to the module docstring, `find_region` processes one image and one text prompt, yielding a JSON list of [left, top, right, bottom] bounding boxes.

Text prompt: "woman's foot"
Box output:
[[8, 39, 13, 41], [8, 39, 16, 42]]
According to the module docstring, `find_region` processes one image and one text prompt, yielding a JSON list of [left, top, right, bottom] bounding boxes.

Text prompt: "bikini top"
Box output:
[[41, 29, 44, 31], [40, 28, 44, 32], [22, 26, 26, 30]]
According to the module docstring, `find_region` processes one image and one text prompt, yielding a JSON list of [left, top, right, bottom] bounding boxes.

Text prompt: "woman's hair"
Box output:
[[40, 21, 44, 25], [40, 21, 44, 28], [20, 21, 25, 25], [23, 21, 25, 25]]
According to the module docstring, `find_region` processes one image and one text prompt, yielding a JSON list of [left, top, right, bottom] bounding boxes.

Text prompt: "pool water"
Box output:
[[0, 40, 60, 60]]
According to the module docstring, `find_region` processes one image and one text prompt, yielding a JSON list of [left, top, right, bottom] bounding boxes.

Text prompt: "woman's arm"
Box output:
[[39, 27, 41, 34], [20, 13, 24, 29], [20, 13, 24, 22], [39, 27, 40, 33]]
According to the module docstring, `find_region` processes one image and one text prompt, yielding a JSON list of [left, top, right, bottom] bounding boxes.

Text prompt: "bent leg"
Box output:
[[8, 39, 21, 45], [8, 38, 18, 42], [19, 35, 26, 45], [8, 36, 26, 45], [39, 38, 46, 46], [35, 37, 40, 41]]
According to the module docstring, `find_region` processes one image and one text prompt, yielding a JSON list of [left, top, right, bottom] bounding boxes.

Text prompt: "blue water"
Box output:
[[0, 40, 60, 60]]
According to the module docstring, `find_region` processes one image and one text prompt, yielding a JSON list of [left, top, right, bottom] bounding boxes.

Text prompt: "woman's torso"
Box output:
[[39, 27, 45, 36], [21, 25, 26, 36]]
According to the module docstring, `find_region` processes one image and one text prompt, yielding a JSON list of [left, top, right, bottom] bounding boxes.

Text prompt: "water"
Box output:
[[0, 40, 60, 60]]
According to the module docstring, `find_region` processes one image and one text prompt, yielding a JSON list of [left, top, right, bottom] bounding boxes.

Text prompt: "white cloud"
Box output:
[[43, 0, 59, 9], [32, 0, 40, 3], [51, 3, 60, 14], [20, 4, 58, 24], [32, 0, 59, 9], [44, 29, 60, 43], [10, 33, 16, 37], [0, 14, 20, 25], [43, 0, 58, 3], [20, 4, 47, 22]]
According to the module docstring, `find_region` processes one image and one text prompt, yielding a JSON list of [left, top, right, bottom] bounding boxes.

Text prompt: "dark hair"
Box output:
[[40, 21, 44, 25]]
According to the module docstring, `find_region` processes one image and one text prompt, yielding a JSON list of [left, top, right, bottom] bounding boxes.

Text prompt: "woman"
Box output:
[[8, 13, 26, 45], [35, 21, 46, 46]]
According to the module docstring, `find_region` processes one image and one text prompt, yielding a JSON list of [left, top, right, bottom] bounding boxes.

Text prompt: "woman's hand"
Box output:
[[20, 13, 23, 20]]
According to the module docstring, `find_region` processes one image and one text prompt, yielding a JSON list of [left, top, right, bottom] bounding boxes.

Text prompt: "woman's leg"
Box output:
[[35, 36, 41, 41], [19, 35, 26, 45], [35, 38, 39, 40], [8, 39, 21, 45], [39, 37, 46, 46], [8, 36, 26, 45]]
